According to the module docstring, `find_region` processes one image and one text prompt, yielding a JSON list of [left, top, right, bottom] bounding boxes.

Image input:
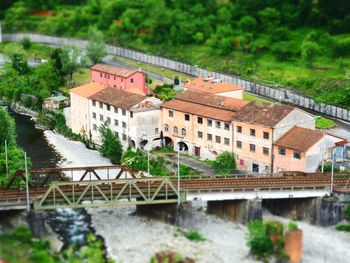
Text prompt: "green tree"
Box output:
[[99, 123, 123, 164], [60, 45, 86, 82], [238, 16, 257, 33], [211, 151, 236, 175], [0, 107, 16, 146], [258, 7, 281, 31], [301, 40, 320, 67], [86, 27, 107, 65], [9, 53, 30, 75]]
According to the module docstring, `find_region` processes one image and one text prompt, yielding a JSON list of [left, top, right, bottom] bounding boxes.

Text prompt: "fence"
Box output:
[[3, 33, 350, 122]]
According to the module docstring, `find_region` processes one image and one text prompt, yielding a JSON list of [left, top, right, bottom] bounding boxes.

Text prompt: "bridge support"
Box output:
[[263, 196, 348, 226], [136, 202, 192, 226], [207, 199, 262, 223]]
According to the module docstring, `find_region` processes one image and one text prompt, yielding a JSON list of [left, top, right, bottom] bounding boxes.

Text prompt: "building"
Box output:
[[161, 90, 248, 160], [88, 87, 162, 149], [232, 102, 315, 173], [184, 76, 243, 99], [273, 126, 344, 173], [91, 64, 150, 96], [43, 95, 69, 109], [70, 82, 106, 137]]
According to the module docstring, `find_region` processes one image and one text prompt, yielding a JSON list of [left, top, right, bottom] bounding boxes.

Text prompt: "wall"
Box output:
[[4, 33, 350, 122], [273, 147, 306, 172], [216, 90, 243, 100], [70, 92, 90, 136]]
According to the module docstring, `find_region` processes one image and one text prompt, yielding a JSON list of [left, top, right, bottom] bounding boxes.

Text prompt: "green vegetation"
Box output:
[[0, 107, 30, 187], [98, 122, 123, 164], [316, 117, 336, 129], [243, 93, 273, 103], [86, 27, 107, 65], [2, 1, 350, 107], [153, 84, 178, 101], [175, 228, 205, 242], [211, 151, 236, 175], [336, 205, 350, 232], [0, 226, 114, 263], [150, 146, 176, 154], [287, 221, 298, 231]]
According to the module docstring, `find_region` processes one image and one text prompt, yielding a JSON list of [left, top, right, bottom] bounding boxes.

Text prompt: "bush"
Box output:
[[176, 228, 205, 242], [336, 224, 350, 232], [271, 42, 293, 61], [315, 117, 336, 129], [11, 226, 32, 243], [20, 37, 32, 50], [287, 221, 298, 231], [345, 205, 350, 220], [247, 220, 273, 259], [211, 151, 236, 175]]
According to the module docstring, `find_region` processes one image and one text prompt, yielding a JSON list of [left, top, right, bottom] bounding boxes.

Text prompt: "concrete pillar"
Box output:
[[207, 199, 262, 223]]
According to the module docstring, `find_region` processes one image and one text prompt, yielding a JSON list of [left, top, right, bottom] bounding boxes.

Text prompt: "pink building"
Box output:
[[91, 64, 150, 96]]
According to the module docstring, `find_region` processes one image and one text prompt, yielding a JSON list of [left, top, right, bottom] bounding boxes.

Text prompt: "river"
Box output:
[[13, 112, 98, 249]]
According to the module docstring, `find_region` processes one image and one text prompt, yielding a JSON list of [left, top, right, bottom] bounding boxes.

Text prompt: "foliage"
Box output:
[[264, 220, 284, 237], [321, 164, 341, 173], [315, 117, 336, 129], [20, 37, 32, 50], [247, 220, 273, 259], [345, 205, 350, 220], [287, 221, 298, 231], [300, 39, 320, 68], [175, 228, 205, 242], [153, 84, 177, 101], [98, 122, 123, 164], [86, 27, 107, 65], [335, 224, 350, 232], [60, 45, 87, 82], [211, 151, 236, 175]]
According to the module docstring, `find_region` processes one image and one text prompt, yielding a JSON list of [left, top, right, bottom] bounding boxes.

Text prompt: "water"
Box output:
[[13, 112, 95, 249]]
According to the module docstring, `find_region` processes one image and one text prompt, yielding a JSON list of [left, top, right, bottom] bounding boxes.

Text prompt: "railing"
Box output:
[[3, 33, 350, 122]]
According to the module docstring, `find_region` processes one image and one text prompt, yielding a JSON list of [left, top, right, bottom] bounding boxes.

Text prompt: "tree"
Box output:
[[0, 107, 16, 147], [98, 123, 123, 164], [258, 7, 281, 32], [60, 45, 86, 82], [301, 40, 320, 67], [211, 151, 236, 175], [238, 16, 257, 33], [86, 27, 107, 65], [9, 53, 29, 75]]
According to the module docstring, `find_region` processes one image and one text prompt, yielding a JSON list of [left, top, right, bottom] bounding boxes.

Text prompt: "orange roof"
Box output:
[[161, 99, 236, 122], [185, 77, 242, 94], [70, 82, 106, 98], [91, 64, 138, 78], [274, 126, 324, 152]]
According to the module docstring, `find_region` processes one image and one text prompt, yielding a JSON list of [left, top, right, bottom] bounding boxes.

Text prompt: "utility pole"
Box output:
[[331, 149, 334, 194], [177, 142, 180, 206], [25, 152, 30, 212], [5, 140, 8, 179]]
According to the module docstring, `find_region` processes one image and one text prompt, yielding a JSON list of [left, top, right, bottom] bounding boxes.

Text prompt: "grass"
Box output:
[[244, 93, 273, 103], [0, 42, 53, 59], [336, 224, 350, 232], [72, 68, 91, 85], [316, 117, 336, 129], [175, 228, 205, 242]]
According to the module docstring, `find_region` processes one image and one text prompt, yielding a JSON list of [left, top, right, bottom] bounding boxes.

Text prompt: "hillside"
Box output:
[[1, 0, 350, 107]]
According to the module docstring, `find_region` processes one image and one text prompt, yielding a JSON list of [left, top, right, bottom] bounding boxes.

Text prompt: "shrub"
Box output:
[[287, 221, 298, 231], [345, 205, 350, 220], [315, 117, 336, 129], [211, 151, 236, 175], [238, 16, 257, 33], [272, 42, 293, 61], [335, 224, 350, 232], [11, 226, 32, 243], [184, 230, 205, 242], [247, 220, 273, 259], [20, 37, 32, 50]]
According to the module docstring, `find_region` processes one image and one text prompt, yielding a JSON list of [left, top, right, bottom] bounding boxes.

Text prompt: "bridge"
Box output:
[[1, 165, 350, 211]]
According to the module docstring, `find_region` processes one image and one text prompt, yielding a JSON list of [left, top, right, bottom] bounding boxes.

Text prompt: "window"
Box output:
[[279, 147, 286, 156], [104, 74, 107, 78], [236, 140, 242, 149], [100, 73, 102, 78], [130, 78, 134, 83], [106, 104, 110, 111], [114, 132, 119, 138], [99, 102, 103, 108], [114, 119, 119, 126], [250, 129, 256, 137], [224, 123, 230, 130], [250, 144, 256, 152], [93, 124, 97, 131], [92, 112, 96, 119], [114, 76, 116, 80], [198, 131, 203, 138], [155, 128, 159, 134], [99, 115, 103, 121], [106, 117, 111, 124], [207, 133, 212, 141], [130, 112, 133, 118], [185, 114, 190, 121], [224, 138, 230, 145], [122, 122, 126, 128], [174, 126, 178, 135], [237, 126, 242, 133], [165, 124, 169, 132], [263, 132, 270, 139], [92, 100, 96, 106], [108, 75, 110, 79], [122, 109, 126, 116], [294, 151, 301, 159], [263, 147, 269, 156], [114, 107, 118, 114], [122, 134, 127, 141], [216, 136, 221, 143], [207, 119, 212, 127], [169, 110, 174, 117], [197, 117, 203, 124], [181, 128, 186, 136], [216, 121, 221, 128]]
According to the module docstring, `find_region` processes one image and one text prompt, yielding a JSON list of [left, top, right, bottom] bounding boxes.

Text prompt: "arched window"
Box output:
[[182, 128, 186, 136], [165, 124, 169, 132], [174, 126, 178, 135]]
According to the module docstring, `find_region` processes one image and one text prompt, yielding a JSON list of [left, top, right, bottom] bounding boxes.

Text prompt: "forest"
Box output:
[[1, 0, 350, 107]]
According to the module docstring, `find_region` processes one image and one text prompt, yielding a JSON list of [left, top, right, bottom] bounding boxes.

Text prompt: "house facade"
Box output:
[[88, 87, 162, 149], [232, 102, 316, 173], [91, 64, 150, 96], [161, 90, 248, 160], [184, 77, 243, 99]]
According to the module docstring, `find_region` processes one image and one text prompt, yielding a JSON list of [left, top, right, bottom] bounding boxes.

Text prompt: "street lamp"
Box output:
[[176, 140, 183, 206], [331, 148, 335, 194]]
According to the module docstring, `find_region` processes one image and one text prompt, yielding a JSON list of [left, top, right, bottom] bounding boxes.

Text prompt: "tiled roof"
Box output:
[[70, 82, 106, 98], [233, 101, 294, 127], [89, 87, 146, 109], [91, 64, 137, 78], [161, 99, 236, 122], [185, 77, 242, 94], [175, 90, 248, 112], [274, 126, 324, 152]]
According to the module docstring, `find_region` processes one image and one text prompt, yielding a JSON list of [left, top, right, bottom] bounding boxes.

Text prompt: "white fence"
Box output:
[[3, 33, 350, 122]]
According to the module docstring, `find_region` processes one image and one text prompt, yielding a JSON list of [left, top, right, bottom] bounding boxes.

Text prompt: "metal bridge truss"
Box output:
[[34, 177, 182, 210]]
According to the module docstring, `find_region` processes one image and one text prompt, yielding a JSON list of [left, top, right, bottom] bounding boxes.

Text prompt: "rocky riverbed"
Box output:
[[44, 130, 350, 263]]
